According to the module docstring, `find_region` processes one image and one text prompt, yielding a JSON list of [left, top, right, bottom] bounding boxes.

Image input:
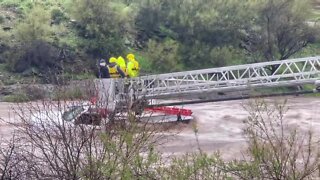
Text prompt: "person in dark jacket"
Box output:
[[98, 59, 110, 78]]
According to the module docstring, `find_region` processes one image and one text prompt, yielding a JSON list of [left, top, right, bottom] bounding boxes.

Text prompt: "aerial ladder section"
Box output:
[[58, 56, 320, 126], [131, 56, 320, 99], [92, 56, 320, 122]]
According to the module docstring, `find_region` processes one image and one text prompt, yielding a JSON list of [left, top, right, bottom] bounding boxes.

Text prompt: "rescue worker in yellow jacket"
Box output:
[[108, 57, 126, 78], [126, 53, 140, 78], [117, 56, 127, 76]]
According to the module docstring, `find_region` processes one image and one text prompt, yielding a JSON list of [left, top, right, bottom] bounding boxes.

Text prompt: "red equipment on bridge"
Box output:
[[90, 95, 193, 121], [145, 106, 192, 116]]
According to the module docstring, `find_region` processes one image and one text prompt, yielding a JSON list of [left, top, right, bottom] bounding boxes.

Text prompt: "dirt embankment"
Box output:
[[0, 80, 95, 102]]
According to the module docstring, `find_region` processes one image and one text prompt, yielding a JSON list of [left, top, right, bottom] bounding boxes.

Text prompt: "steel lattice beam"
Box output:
[[128, 56, 320, 99]]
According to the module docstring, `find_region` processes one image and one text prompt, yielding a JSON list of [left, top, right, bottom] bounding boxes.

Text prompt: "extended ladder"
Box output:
[[131, 56, 320, 99]]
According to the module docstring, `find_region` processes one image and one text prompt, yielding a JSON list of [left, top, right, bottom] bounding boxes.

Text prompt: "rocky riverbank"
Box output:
[[0, 80, 95, 102]]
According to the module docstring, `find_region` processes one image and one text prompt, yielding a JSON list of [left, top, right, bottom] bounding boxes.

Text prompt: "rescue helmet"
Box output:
[[118, 56, 125, 61], [109, 57, 117, 63], [127, 53, 135, 61]]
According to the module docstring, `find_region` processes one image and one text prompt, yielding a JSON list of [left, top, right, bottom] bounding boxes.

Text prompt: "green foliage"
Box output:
[[209, 46, 247, 66], [163, 152, 230, 179], [3, 93, 29, 102], [0, 71, 25, 85], [53, 87, 84, 100], [53, 27, 80, 49], [23, 85, 46, 100], [2, 85, 46, 102], [70, 0, 135, 57], [180, 42, 246, 69], [15, 5, 52, 42], [146, 39, 183, 73], [134, 0, 259, 70], [235, 99, 320, 179], [92, 117, 164, 179], [168, 0, 254, 45], [134, 0, 169, 44], [51, 8, 68, 24], [7, 40, 60, 75], [0, 15, 4, 24], [125, 52, 152, 74], [0, 0, 21, 8], [241, 0, 316, 63], [0, 0, 32, 8], [0, 28, 10, 43], [304, 84, 320, 97], [61, 72, 96, 82], [294, 42, 320, 58], [0, 0, 318, 80]]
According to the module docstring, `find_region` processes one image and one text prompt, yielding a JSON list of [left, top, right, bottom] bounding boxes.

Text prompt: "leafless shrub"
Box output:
[[22, 85, 47, 100], [227, 99, 320, 179], [159, 152, 230, 179], [0, 135, 28, 179], [0, 79, 169, 179]]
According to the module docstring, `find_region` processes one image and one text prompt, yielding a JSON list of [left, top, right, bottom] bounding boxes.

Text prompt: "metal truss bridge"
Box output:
[[130, 56, 320, 100]]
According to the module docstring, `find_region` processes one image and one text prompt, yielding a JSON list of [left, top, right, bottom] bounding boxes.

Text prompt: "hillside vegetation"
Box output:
[[0, 0, 319, 83]]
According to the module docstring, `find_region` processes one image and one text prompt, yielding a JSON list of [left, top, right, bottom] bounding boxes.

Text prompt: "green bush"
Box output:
[[0, 71, 24, 85], [51, 8, 67, 24], [0, 0, 33, 10], [235, 99, 320, 179], [146, 39, 183, 73], [8, 40, 60, 75], [0, 15, 4, 24], [162, 153, 230, 179], [133, 52, 153, 74], [3, 93, 29, 102], [0, 0, 19, 8], [53, 87, 84, 100], [179, 42, 246, 70], [15, 5, 52, 42], [70, 0, 133, 57], [23, 85, 46, 100], [2, 85, 47, 102], [61, 72, 96, 81]]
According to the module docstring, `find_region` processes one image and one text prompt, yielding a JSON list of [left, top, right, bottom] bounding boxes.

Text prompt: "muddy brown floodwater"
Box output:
[[1, 97, 320, 160], [157, 96, 320, 160]]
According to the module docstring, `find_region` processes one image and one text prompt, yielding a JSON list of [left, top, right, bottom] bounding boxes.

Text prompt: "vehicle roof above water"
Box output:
[[29, 104, 90, 126]]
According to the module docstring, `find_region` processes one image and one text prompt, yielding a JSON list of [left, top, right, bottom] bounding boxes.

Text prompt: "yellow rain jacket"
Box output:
[[108, 57, 121, 78], [126, 53, 140, 78], [127, 59, 139, 78], [117, 56, 127, 75]]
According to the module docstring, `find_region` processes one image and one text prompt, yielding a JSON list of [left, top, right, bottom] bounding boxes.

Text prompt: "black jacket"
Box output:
[[99, 65, 110, 78]]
